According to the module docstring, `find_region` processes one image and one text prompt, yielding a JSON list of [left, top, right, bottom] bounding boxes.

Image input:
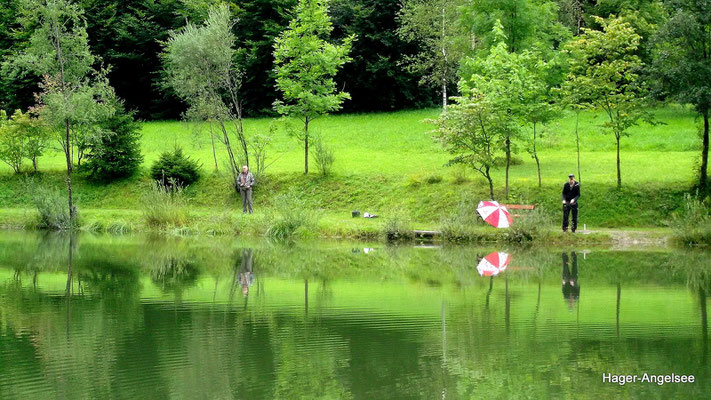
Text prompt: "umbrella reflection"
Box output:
[[477, 252, 511, 277]]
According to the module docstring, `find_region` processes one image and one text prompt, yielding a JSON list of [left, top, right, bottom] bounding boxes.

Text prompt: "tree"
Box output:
[[431, 91, 506, 200], [14, 0, 116, 225], [397, 0, 468, 109], [80, 0, 186, 120], [562, 16, 653, 188], [461, 0, 566, 55], [460, 21, 535, 198], [273, 0, 354, 174], [0, 109, 48, 173], [652, 0, 711, 193], [523, 54, 563, 187], [162, 3, 249, 188], [80, 104, 143, 181]]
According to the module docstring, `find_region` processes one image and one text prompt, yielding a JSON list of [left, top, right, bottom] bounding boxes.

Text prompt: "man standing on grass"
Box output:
[[562, 173, 580, 233], [239, 165, 255, 214]]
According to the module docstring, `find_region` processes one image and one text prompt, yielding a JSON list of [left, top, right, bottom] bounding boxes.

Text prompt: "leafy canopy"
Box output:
[[273, 0, 354, 122], [562, 15, 652, 138]]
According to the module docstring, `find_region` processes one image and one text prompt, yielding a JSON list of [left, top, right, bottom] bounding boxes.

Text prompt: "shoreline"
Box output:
[[0, 207, 678, 247]]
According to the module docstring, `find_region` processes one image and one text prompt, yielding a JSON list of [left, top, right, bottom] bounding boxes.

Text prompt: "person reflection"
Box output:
[[239, 248, 254, 298], [562, 252, 580, 309]]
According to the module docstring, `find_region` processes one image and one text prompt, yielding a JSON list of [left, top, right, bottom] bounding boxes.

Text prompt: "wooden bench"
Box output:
[[502, 204, 535, 218]]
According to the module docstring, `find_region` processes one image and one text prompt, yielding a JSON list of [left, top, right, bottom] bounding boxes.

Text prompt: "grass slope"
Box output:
[[0, 105, 703, 231]]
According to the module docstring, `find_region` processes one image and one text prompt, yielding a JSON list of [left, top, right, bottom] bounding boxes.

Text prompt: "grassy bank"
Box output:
[[0, 105, 704, 241]]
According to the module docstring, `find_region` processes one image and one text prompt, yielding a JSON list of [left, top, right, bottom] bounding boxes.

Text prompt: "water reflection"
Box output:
[[0, 233, 710, 399], [562, 252, 580, 310]]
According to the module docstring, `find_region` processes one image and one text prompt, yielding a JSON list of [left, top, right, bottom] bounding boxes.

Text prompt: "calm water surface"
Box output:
[[0, 232, 709, 399]]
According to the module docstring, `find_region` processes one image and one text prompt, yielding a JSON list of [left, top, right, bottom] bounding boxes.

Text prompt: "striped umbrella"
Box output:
[[477, 252, 511, 277], [476, 201, 512, 228]]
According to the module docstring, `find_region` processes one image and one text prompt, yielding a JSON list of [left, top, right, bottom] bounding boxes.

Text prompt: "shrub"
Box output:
[[266, 192, 318, 240], [0, 109, 48, 174], [312, 135, 334, 176], [671, 193, 711, 246], [150, 147, 201, 187], [439, 195, 482, 242], [81, 109, 143, 181], [506, 207, 552, 243], [31, 185, 74, 230], [424, 174, 442, 184], [142, 180, 191, 229], [382, 210, 413, 241], [450, 167, 469, 184]]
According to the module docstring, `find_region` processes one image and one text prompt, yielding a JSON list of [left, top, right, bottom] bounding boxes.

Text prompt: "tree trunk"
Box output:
[[210, 128, 218, 172], [485, 166, 494, 200], [33, 156, 38, 173], [616, 133, 622, 189], [304, 118, 310, 174], [533, 122, 541, 188], [218, 121, 239, 188], [441, 0, 447, 111], [700, 111, 709, 193], [505, 136, 511, 199], [575, 111, 581, 182], [64, 119, 75, 226], [442, 78, 447, 111]]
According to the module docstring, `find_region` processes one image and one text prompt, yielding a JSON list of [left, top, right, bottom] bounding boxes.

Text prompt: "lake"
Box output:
[[0, 232, 708, 399]]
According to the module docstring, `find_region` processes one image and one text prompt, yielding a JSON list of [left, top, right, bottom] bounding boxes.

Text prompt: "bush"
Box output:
[[81, 109, 143, 181], [439, 195, 483, 242], [32, 185, 74, 230], [150, 147, 201, 187], [382, 210, 413, 241], [671, 193, 711, 246], [312, 135, 334, 176], [266, 192, 318, 240], [407, 172, 442, 186], [142, 180, 192, 229], [450, 167, 469, 184], [506, 207, 553, 243]]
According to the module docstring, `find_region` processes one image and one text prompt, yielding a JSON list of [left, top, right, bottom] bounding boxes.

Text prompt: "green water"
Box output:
[[0, 232, 709, 399]]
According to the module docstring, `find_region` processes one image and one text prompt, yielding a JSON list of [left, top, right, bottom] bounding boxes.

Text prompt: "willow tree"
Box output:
[[162, 3, 248, 185], [15, 0, 114, 226], [273, 0, 353, 174]]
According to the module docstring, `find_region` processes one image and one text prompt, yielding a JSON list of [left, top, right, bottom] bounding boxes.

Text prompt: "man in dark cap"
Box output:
[[562, 173, 580, 232]]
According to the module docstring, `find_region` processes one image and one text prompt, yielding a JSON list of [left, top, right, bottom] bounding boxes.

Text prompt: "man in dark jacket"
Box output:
[[562, 173, 580, 232]]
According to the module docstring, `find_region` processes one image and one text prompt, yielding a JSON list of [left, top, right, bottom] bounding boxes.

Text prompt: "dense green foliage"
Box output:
[[564, 16, 653, 188], [161, 3, 248, 184], [652, 0, 711, 191], [0, 109, 48, 173], [150, 147, 201, 187], [273, 0, 353, 174], [81, 108, 144, 181], [2, 0, 685, 120]]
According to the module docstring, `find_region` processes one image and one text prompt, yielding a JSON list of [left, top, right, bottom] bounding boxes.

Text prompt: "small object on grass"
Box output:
[[352, 210, 361, 218], [363, 212, 379, 218]]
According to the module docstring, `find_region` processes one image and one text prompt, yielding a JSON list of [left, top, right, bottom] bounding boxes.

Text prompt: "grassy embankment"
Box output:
[[0, 105, 703, 242]]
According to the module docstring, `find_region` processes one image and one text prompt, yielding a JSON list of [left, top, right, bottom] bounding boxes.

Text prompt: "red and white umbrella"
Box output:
[[477, 252, 511, 277], [476, 201, 512, 228]]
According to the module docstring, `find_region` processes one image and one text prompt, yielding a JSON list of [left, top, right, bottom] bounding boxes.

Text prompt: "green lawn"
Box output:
[[2, 104, 701, 184], [0, 104, 704, 231]]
